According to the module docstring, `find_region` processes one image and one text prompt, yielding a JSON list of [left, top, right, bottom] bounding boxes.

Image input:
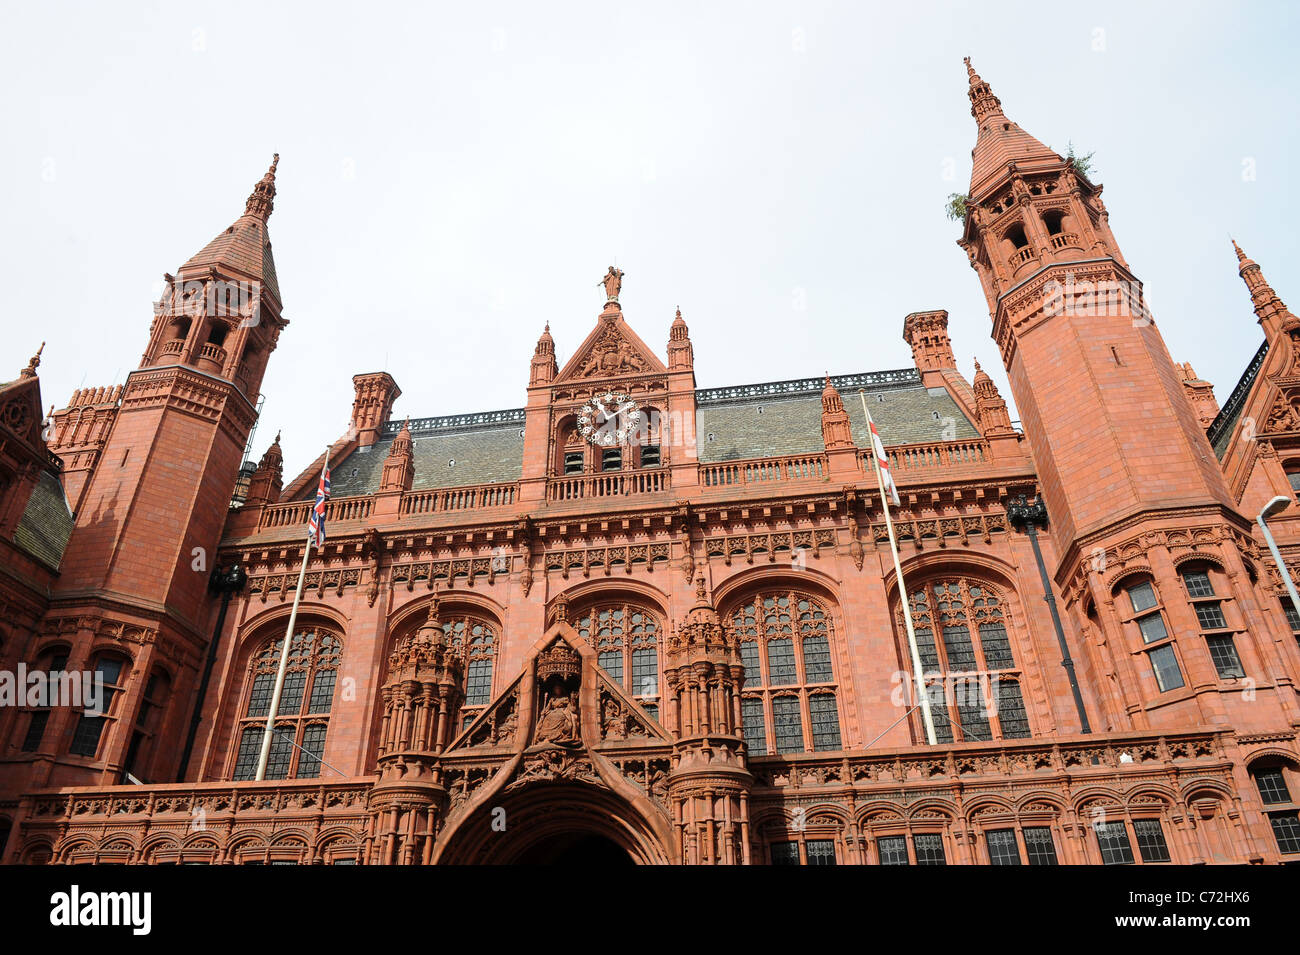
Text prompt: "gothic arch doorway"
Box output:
[[434, 782, 672, 865]]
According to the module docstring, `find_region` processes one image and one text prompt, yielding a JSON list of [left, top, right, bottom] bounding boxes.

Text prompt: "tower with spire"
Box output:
[[954, 60, 1257, 729], [29, 157, 291, 790]]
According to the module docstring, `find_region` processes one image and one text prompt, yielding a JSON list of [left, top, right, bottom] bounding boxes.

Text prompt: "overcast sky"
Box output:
[[3, 1, 1296, 482]]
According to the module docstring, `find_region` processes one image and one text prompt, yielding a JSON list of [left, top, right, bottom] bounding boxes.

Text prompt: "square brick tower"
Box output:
[[24, 158, 290, 790]]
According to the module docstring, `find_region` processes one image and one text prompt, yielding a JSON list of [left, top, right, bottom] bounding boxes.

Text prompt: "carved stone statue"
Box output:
[[534, 690, 581, 746], [600, 265, 624, 302]]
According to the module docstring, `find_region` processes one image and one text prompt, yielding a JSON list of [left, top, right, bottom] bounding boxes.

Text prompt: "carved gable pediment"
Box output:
[[555, 313, 666, 384]]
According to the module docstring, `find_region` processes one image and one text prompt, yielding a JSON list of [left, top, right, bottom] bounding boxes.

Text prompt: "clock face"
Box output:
[[578, 391, 641, 447]]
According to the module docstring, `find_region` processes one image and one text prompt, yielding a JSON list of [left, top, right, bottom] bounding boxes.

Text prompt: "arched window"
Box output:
[[1251, 762, 1300, 857], [905, 578, 1029, 743], [16, 646, 68, 753], [1285, 461, 1300, 498], [123, 669, 171, 783], [441, 614, 497, 717], [1179, 563, 1244, 680], [575, 602, 660, 720], [731, 590, 842, 755], [69, 652, 130, 758], [1115, 576, 1184, 694], [232, 630, 341, 780]]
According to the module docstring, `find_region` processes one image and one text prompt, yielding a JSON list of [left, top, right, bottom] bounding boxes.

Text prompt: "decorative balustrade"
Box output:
[[16, 780, 372, 865], [400, 482, 518, 515], [547, 468, 670, 501], [861, 438, 989, 475], [700, 454, 827, 488], [198, 342, 228, 364], [747, 730, 1225, 790], [257, 495, 373, 531], [160, 338, 185, 356], [1049, 231, 1080, 251], [1008, 246, 1034, 268]]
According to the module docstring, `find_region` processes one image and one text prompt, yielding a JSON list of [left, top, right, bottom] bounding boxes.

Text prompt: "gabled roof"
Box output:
[[554, 307, 667, 383]]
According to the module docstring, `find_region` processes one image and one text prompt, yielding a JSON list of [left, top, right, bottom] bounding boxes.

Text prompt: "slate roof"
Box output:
[[1209, 339, 1269, 459], [696, 370, 979, 463], [13, 471, 74, 570], [322, 369, 980, 497], [179, 214, 281, 304]]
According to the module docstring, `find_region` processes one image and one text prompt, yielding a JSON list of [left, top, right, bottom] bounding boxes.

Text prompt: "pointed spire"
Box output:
[[1231, 238, 1292, 335], [20, 342, 44, 378], [964, 56, 1003, 123], [962, 59, 1060, 197], [243, 153, 279, 222], [531, 322, 559, 385], [668, 305, 693, 371]]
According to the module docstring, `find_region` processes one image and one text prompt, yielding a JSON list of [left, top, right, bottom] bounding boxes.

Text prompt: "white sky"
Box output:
[[3, 1, 1296, 482]]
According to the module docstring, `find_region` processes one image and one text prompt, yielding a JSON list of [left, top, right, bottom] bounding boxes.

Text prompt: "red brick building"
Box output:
[[2, 61, 1299, 865]]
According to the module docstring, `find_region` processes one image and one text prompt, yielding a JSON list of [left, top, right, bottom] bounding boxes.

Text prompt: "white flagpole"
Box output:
[[858, 391, 937, 745], [255, 449, 330, 781]]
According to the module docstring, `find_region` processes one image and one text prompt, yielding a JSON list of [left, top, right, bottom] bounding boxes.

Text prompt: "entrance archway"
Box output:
[[434, 781, 672, 865], [513, 832, 634, 865]]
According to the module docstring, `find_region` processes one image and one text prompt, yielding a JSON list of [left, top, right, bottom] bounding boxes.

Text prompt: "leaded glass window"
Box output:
[[1269, 812, 1300, 854], [576, 603, 659, 701], [233, 631, 341, 780], [1095, 821, 1134, 865], [986, 829, 1021, 865], [1206, 635, 1244, 679], [806, 840, 836, 866], [772, 696, 804, 754], [903, 579, 1027, 742], [1255, 768, 1292, 805], [995, 680, 1030, 739], [1182, 570, 1214, 598], [771, 842, 800, 865], [877, 835, 909, 865], [809, 693, 841, 751], [1148, 644, 1184, 692], [741, 698, 767, 756], [69, 655, 128, 758], [443, 616, 497, 708], [913, 833, 946, 865], [1132, 819, 1171, 863], [1023, 826, 1058, 865], [731, 590, 841, 755]]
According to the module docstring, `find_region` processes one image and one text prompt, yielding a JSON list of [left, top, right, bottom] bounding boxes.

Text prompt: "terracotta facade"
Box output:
[[2, 64, 1299, 866]]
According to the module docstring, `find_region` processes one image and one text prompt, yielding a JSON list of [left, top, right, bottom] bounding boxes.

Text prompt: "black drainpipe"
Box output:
[[1007, 494, 1092, 734], [177, 563, 246, 781]]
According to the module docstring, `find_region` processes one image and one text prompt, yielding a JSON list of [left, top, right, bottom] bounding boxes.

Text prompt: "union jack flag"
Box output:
[[308, 465, 331, 547]]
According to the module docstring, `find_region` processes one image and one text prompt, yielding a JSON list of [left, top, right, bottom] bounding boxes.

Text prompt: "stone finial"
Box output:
[[20, 342, 44, 378], [244, 153, 279, 221]]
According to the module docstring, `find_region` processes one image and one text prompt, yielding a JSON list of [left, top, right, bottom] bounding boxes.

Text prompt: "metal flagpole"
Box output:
[[255, 449, 330, 780], [858, 391, 938, 745]]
